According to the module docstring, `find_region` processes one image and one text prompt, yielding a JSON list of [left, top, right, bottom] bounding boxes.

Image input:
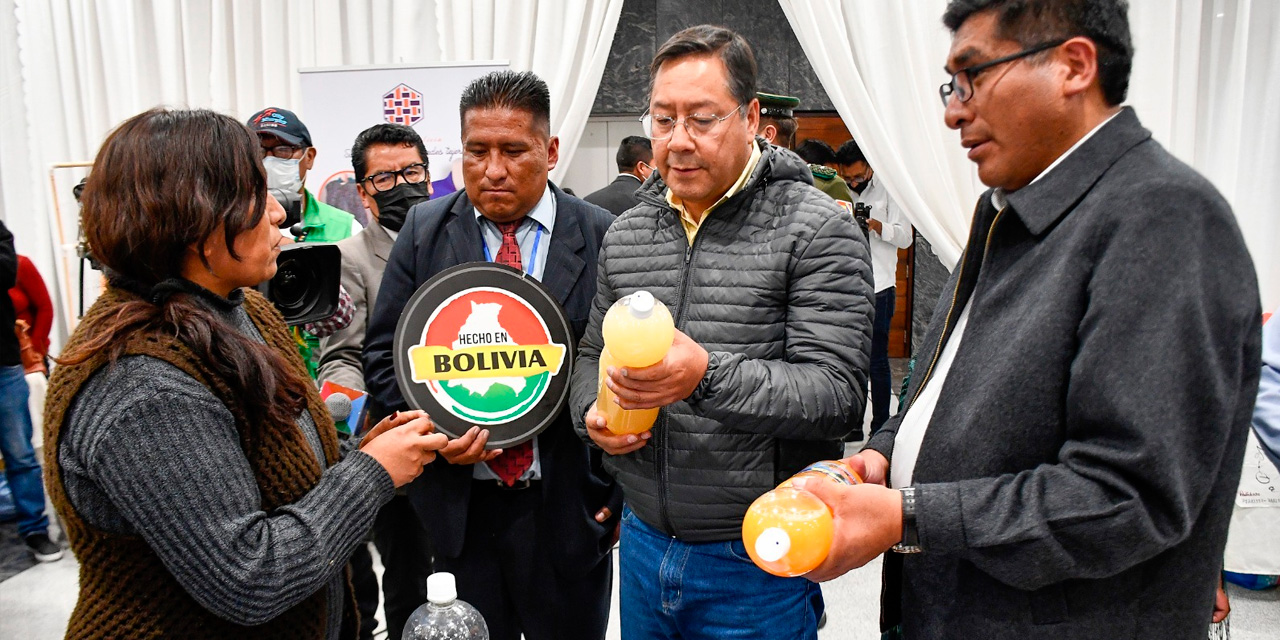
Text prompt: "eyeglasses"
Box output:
[[260, 144, 306, 160], [939, 40, 1066, 107], [640, 105, 743, 141], [361, 163, 429, 193]]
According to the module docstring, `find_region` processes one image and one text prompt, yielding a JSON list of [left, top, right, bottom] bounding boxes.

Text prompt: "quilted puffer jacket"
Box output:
[[570, 139, 874, 541]]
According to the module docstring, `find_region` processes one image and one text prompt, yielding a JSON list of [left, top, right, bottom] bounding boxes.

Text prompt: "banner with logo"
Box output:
[[299, 62, 506, 226], [394, 263, 575, 448]]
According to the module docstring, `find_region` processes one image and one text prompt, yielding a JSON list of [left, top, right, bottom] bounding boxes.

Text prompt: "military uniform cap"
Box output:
[[758, 92, 799, 118]]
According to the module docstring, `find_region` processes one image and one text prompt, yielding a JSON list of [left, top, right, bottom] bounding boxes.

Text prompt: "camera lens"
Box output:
[[273, 257, 316, 314]]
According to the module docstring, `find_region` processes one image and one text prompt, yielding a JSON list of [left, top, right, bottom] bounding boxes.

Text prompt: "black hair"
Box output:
[[615, 136, 653, 173], [795, 139, 838, 166], [836, 139, 867, 167], [651, 25, 757, 108], [942, 0, 1133, 105], [459, 70, 552, 136], [350, 124, 429, 182]]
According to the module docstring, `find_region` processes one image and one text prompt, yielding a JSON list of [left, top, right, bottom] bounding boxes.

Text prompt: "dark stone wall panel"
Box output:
[[593, 0, 657, 114], [594, 0, 834, 114]]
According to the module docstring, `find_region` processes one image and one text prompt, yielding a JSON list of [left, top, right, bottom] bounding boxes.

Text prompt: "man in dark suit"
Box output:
[[363, 70, 621, 640], [583, 136, 652, 216], [797, 2, 1261, 639]]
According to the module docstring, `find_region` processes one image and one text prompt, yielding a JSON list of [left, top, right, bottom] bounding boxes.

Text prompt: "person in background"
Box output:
[[0, 222, 61, 563], [794, 138, 856, 205], [10, 254, 53, 367], [318, 123, 434, 640], [1254, 311, 1280, 469], [363, 70, 622, 640], [584, 136, 653, 216], [572, 25, 872, 639], [44, 108, 447, 639], [797, 3, 1261, 640], [756, 91, 799, 149], [247, 107, 359, 378], [247, 107, 360, 242], [836, 139, 912, 437]]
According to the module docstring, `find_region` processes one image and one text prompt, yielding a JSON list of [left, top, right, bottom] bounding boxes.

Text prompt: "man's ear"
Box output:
[[1058, 36, 1100, 99], [761, 123, 779, 144], [358, 182, 378, 219], [547, 136, 560, 171]]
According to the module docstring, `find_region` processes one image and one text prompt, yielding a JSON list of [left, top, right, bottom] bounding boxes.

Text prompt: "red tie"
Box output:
[[488, 219, 534, 486]]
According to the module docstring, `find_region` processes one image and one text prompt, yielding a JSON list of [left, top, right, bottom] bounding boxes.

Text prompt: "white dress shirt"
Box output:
[[471, 184, 556, 481], [857, 177, 913, 293]]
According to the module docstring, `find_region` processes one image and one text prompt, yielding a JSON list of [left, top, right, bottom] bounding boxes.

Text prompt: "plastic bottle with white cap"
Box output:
[[597, 290, 675, 434], [402, 572, 489, 640], [741, 460, 863, 577]]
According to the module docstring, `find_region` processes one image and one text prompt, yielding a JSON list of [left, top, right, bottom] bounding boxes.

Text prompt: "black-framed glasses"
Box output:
[[939, 40, 1066, 107], [259, 144, 306, 160], [361, 163, 429, 192], [640, 105, 744, 141]]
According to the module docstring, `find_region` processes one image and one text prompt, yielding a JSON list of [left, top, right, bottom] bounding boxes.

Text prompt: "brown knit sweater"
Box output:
[[44, 286, 355, 639]]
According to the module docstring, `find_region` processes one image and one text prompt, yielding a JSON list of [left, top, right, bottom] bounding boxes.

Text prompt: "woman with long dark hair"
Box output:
[[44, 108, 447, 639]]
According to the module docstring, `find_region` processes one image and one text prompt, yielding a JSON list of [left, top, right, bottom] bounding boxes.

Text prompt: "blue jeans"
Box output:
[[869, 287, 896, 434], [0, 364, 48, 537], [620, 507, 823, 639]]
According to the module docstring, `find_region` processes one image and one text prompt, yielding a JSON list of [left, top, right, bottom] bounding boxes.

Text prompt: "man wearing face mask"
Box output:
[[837, 139, 911, 438], [247, 107, 360, 243], [318, 123, 433, 640]]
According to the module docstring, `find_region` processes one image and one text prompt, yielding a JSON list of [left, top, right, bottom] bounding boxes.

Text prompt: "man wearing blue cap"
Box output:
[[247, 107, 359, 244]]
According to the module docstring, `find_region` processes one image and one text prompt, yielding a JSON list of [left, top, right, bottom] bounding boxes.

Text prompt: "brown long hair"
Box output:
[[59, 108, 309, 428]]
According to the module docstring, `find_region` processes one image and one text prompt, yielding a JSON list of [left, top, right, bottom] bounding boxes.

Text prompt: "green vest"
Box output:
[[299, 189, 356, 243], [293, 189, 358, 377], [809, 164, 855, 204]]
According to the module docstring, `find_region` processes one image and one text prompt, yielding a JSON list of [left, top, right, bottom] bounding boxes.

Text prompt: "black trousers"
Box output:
[[433, 481, 611, 640], [375, 493, 435, 640]]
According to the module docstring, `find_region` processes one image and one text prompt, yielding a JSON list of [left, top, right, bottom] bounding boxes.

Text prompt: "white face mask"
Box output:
[[263, 156, 303, 194]]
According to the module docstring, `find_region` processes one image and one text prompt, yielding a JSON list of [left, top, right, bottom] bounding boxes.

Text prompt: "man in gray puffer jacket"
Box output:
[[570, 25, 873, 640]]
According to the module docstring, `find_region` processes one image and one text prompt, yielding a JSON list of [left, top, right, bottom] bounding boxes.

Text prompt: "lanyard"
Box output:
[[482, 221, 542, 276]]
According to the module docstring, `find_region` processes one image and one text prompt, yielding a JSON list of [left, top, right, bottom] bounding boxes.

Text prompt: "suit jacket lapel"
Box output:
[[441, 191, 486, 267], [365, 220, 395, 264], [541, 187, 587, 305]]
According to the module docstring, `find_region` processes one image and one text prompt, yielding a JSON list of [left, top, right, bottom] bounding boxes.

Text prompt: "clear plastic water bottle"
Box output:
[[402, 573, 489, 640]]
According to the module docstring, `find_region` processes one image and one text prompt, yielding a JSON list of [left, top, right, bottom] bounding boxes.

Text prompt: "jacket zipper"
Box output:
[[907, 204, 1006, 408], [635, 173, 764, 537]]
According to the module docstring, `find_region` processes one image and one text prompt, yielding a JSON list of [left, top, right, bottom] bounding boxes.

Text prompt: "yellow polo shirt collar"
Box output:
[[667, 141, 762, 245]]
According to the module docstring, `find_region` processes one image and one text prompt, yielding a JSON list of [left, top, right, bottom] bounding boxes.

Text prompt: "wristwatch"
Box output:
[[892, 486, 922, 554]]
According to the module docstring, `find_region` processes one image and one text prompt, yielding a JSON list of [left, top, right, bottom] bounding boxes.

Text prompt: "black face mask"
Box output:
[[371, 182, 431, 232], [849, 180, 868, 195]]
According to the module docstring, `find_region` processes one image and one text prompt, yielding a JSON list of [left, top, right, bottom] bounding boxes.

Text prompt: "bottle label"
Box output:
[[790, 460, 860, 486]]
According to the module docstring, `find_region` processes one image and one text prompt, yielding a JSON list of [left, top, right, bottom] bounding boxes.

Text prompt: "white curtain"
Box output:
[[1126, 0, 1280, 309], [1, 0, 624, 349], [782, 0, 1280, 309], [434, 0, 624, 184], [780, 0, 977, 269]]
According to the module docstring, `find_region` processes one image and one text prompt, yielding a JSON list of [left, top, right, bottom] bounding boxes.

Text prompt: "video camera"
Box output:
[[853, 202, 872, 238], [257, 242, 342, 327]]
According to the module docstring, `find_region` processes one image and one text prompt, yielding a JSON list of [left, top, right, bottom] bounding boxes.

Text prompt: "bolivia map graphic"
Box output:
[[408, 288, 566, 425]]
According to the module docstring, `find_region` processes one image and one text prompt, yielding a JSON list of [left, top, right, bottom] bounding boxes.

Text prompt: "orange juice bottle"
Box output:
[[597, 291, 675, 435], [741, 460, 862, 577]]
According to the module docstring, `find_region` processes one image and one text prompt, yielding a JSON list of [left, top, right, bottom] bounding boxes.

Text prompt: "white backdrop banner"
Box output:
[[298, 62, 506, 223]]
